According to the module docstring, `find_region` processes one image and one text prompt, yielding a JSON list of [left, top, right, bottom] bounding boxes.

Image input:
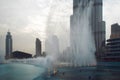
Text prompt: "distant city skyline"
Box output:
[[0, 0, 120, 56]]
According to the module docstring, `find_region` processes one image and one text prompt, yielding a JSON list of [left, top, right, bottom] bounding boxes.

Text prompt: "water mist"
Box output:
[[8, 0, 96, 67], [70, 1, 96, 66]]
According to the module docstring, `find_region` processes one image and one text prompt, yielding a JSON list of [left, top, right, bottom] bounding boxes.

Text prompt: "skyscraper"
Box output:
[[91, 0, 106, 52], [70, 0, 106, 54], [5, 31, 12, 59], [103, 23, 120, 62], [110, 23, 120, 39], [35, 38, 42, 57]]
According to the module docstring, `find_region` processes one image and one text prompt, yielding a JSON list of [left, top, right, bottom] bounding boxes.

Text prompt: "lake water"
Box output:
[[0, 63, 120, 80], [0, 63, 45, 80]]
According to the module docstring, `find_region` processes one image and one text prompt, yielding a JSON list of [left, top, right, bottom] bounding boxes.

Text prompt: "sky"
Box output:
[[0, 0, 120, 56], [103, 0, 120, 39]]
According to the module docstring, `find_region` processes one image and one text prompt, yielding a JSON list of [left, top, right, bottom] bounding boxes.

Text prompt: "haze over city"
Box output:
[[0, 0, 120, 56], [0, 0, 120, 80]]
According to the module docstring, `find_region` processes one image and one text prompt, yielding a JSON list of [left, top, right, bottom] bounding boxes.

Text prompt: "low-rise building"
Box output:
[[11, 51, 32, 59]]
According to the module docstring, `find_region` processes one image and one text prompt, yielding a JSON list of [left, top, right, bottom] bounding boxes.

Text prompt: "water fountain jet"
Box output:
[[68, 0, 96, 66]]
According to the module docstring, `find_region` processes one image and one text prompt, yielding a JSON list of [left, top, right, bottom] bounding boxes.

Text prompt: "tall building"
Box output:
[[103, 23, 120, 62], [35, 38, 42, 57], [70, 0, 106, 54], [110, 23, 120, 39], [5, 31, 12, 59]]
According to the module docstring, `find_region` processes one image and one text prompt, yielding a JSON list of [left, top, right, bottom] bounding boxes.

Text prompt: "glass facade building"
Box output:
[[5, 31, 12, 59], [35, 38, 42, 57]]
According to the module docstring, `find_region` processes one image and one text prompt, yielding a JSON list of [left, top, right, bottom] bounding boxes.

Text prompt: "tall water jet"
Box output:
[[45, 35, 60, 59], [70, 0, 96, 66], [45, 0, 71, 65]]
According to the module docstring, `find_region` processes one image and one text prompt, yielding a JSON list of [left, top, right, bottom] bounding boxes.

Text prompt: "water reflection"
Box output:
[[0, 63, 120, 80], [43, 66, 120, 80], [0, 63, 45, 80]]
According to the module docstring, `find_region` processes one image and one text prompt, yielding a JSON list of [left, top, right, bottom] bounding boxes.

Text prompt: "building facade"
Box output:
[[70, 0, 106, 54], [110, 23, 120, 39], [103, 23, 120, 62], [35, 38, 42, 57], [104, 38, 120, 62], [5, 31, 12, 59], [11, 51, 32, 59]]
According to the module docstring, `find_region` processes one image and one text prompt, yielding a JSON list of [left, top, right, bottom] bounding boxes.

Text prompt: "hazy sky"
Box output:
[[103, 0, 120, 39], [0, 0, 120, 56]]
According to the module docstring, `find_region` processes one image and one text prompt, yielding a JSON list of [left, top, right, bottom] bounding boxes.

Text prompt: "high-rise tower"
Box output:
[[35, 38, 42, 57], [91, 0, 106, 53], [70, 0, 106, 54], [5, 31, 12, 59]]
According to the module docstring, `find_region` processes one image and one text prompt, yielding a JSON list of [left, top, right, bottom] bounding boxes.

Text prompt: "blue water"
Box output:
[[0, 63, 120, 80], [0, 63, 45, 80]]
